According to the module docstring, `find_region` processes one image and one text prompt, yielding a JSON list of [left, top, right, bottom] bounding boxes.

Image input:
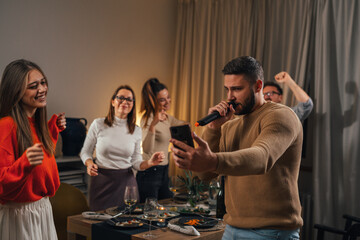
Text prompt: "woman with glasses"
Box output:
[[0, 59, 66, 240], [80, 85, 164, 211], [136, 78, 184, 203]]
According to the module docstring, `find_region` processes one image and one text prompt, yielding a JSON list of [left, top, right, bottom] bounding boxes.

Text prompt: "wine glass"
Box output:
[[143, 198, 158, 239], [208, 178, 220, 210], [168, 176, 182, 200], [124, 186, 138, 215]]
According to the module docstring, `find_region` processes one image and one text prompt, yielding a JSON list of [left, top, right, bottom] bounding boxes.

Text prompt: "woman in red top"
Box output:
[[0, 59, 66, 240]]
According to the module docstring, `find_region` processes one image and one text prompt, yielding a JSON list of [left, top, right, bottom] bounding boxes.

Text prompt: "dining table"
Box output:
[[67, 199, 225, 240]]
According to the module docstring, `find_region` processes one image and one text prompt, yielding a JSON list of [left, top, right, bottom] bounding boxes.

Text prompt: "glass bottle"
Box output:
[[216, 176, 226, 218]]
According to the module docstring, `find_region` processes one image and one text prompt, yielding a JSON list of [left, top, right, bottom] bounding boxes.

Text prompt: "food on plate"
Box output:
[[180, 217, 218, 228], [179, 207, 210, 215], [133, 206, 143, 213], [115, 219, 143, 227], [157, 212, 177, 218], [183, 218, 211, 226], [184, 219, 201, 226], [169, 206, 178, 212]]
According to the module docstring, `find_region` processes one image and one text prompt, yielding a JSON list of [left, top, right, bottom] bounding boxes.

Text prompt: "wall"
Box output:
[[0, 0, 177, 125]]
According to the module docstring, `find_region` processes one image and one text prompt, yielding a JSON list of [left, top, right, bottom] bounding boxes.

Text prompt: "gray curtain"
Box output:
[[170, 0, 315, 187], [171, 0, 314, 125], [172, 0, 360, 239], [313, 0, 360, 230]]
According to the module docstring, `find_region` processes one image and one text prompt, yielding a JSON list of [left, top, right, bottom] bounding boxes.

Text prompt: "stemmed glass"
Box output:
[[168, 176, 182, 201], [143, 198, 159, 239], [124, 186, 138, 215]]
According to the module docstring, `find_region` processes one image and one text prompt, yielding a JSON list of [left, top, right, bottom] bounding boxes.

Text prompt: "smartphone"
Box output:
[[170, 124, 194, 148]]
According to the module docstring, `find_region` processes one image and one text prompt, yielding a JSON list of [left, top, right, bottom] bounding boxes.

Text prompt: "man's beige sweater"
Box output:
[[202, 102, 303, 230]]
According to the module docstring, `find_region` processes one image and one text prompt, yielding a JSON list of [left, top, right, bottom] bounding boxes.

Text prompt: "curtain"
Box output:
[[170, 0, 314, 186], [171, 0, 360, 238], [313, 0, 360, 230], [171, 0, 314, 125]]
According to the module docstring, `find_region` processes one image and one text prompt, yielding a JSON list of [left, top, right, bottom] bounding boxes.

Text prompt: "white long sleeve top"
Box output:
[[80, 117, 143, 170]]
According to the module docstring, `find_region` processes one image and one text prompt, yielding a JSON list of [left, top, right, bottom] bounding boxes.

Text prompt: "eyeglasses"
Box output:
[[264, 91, 281, 97], [115, 96, 134, 103]]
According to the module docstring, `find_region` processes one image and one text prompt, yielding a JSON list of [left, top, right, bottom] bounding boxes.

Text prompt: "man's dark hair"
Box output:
[[222, 56, 264, 85], [263, 82, 283, 95]]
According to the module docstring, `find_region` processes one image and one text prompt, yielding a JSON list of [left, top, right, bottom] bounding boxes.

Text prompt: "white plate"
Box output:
[[137, 211, 180, 221]]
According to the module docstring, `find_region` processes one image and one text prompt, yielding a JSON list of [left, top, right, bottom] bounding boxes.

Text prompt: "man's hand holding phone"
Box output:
[[170, 125, 194, 149], [170, 131, 218, 173]]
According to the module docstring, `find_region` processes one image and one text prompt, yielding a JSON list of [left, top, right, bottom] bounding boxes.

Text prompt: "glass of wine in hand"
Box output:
[[143, 198, 159, 239], [124, 186, 138, 215]]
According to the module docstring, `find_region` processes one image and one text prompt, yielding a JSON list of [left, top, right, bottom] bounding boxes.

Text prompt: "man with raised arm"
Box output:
[[171, 56, 303, 240], [263, 71, 313, 121]]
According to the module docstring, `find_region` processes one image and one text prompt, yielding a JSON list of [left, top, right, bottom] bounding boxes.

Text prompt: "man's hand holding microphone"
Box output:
[[171, 101, 236, 172]]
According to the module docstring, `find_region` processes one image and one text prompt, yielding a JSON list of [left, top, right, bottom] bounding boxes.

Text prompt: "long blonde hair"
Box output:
[[0, 59, 54, 156]]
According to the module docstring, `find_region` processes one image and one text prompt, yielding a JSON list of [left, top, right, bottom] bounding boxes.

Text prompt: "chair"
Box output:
[[314, 215, 360, 240], [344, 214, 360, 231], [314, 223, 360, 240], [50, 183, 89, 240]]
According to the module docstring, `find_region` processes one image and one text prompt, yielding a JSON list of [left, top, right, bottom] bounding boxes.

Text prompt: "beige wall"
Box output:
[[0, 0, 177, 126]]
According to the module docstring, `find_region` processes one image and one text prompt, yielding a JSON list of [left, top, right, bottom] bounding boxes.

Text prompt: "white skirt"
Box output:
[[0, 197, 58, 240]]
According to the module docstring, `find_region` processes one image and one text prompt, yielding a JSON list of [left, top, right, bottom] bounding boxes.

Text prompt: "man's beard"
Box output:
[[234, 89, 255, 116]]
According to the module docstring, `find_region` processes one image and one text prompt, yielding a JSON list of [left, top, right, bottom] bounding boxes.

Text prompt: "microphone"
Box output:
[[195, 101, 238, 127]]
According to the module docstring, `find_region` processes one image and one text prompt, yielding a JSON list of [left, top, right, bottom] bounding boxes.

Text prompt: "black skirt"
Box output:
[[89, 167, 138, 211]]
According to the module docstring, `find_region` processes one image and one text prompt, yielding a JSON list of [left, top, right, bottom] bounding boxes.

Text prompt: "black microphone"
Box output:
[[195, 101, 237, 127]]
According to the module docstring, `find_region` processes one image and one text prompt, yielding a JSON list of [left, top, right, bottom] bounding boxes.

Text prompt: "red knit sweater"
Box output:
[[0, 115, 60, 204]]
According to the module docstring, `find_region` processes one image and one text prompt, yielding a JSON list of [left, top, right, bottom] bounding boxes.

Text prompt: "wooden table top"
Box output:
[[132, 228, 224, 240], [67, 213, 225, 240]]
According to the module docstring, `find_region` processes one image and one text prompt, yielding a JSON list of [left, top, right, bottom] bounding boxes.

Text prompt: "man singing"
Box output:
[[171, 56, 303, 240]]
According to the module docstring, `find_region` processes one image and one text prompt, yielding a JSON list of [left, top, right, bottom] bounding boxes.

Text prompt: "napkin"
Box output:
[[82, 211, 113, 220], [167, 223, 200, 236]]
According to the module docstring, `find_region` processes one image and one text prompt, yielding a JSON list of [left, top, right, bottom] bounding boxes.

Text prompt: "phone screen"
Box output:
[[170, 124, 194, 148]]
